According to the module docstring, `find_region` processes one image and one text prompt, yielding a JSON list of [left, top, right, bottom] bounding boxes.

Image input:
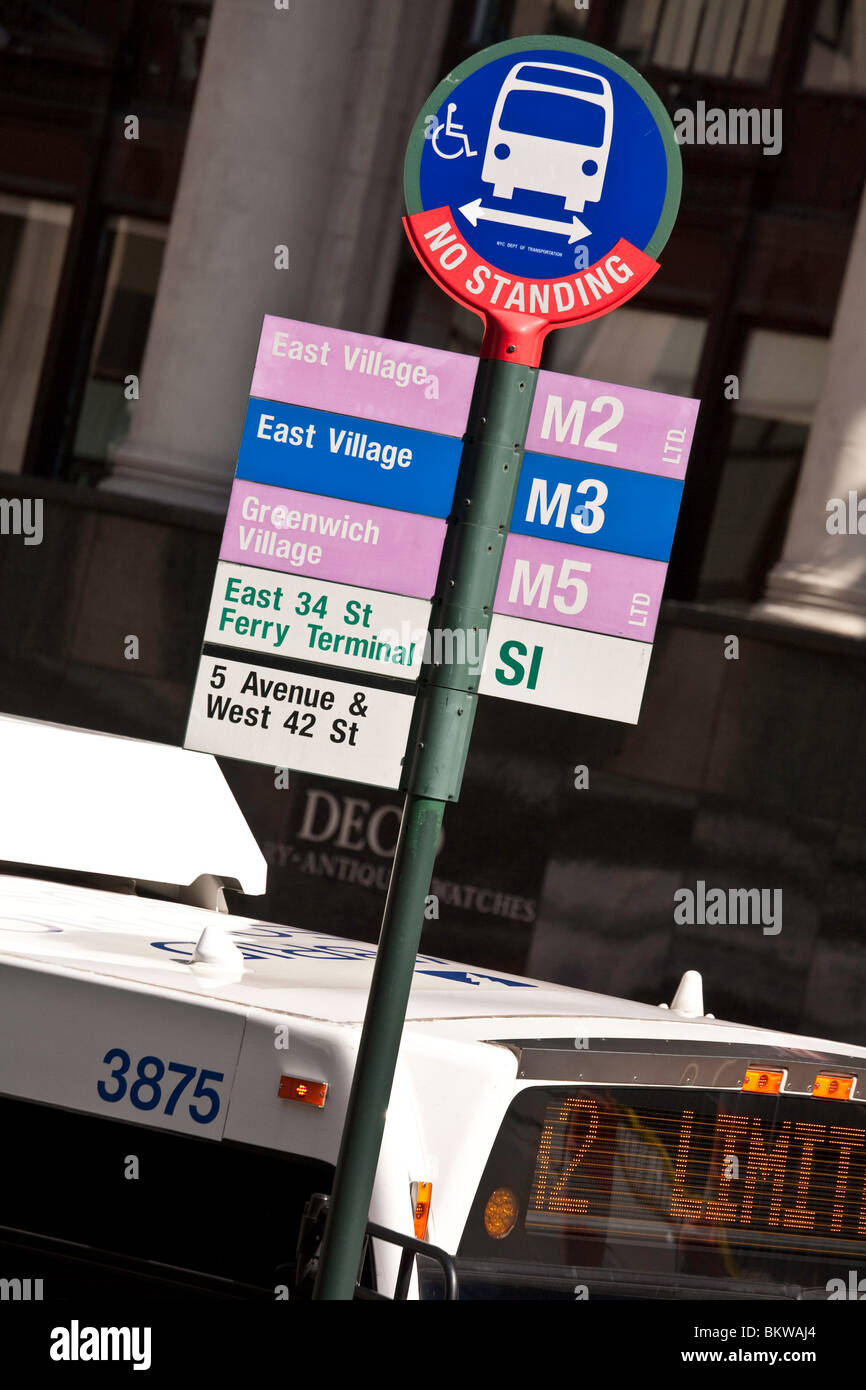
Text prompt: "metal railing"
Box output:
[[294, 1192, 459, 1301]]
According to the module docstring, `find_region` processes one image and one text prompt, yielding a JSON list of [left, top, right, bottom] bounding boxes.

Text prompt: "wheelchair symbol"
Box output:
[[431, 103, 477, 159]]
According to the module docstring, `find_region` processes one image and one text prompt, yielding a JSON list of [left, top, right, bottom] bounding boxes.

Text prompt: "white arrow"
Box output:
[[460, 198, 590, 242]]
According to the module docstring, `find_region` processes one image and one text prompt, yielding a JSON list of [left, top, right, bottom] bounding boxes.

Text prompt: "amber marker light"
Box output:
[[813, 1074, 855, 1100], [411, 1181, 433, 1240], [483, 1187, 519, 1239], [278, 1075, 328, 1107], [742, 1068, 785, 1094]]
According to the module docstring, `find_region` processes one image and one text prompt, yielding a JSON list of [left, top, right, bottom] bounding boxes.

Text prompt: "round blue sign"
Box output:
[[405, 36, 681, 286]]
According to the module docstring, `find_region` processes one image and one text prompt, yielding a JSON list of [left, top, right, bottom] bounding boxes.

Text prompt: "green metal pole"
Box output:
[[313, 355, 538, 1301]]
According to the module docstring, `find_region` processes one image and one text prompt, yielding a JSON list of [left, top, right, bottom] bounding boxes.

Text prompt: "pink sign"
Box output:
[[494, 533, 667, 642], [250, 315, 477, 439], [529, 367, 699, 480], [220, 479, 446, 599]]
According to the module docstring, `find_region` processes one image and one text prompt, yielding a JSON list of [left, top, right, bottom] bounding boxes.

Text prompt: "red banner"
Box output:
[[404, 206, 660, 366]]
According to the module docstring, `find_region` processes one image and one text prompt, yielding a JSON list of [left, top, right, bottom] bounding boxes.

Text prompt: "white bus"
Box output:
[[481, 61, 614, 212], [0, 714, 863, 1300]]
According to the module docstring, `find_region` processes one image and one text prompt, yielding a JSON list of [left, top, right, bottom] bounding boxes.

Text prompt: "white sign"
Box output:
[[204, 561, 430, 680], [185, 654, 414, 789], [478, 613, 650, 724]]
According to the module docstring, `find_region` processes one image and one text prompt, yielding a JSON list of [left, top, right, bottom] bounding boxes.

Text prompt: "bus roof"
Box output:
[[1, 872, 863, 1059]]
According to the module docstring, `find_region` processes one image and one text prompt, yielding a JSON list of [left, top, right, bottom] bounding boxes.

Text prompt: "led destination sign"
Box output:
[[527, 1093, 866, 1250], [461, 1085, 866, 1289]]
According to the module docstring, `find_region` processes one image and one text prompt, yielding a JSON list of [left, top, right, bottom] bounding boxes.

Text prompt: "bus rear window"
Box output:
[[500, 91, 606, 148], [457, 1086, 866, 1299]]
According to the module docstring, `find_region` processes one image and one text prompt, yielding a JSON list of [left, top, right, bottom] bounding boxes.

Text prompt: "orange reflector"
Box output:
[[483, 1187, 519, 1240], [813, 1074, 855, 1100], [742, 1067, 784, 1094], [411, 1181, 432, 1240], [278, 1075, 327, 1107]]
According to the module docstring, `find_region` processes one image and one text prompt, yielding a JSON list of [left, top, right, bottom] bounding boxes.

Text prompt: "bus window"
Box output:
[[499, 91, 607, 148], [0, 1093, 333, 1299]]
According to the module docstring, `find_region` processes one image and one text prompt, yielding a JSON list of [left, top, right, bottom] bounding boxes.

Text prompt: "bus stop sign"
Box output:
[[316, 35, 685, 1304], [403, 35, 681, 365]]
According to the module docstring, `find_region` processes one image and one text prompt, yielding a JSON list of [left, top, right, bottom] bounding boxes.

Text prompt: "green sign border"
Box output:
[[403, 34, 682, 262]]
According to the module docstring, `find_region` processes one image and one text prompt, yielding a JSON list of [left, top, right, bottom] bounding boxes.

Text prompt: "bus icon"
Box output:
[[481, 61, 613, 213]]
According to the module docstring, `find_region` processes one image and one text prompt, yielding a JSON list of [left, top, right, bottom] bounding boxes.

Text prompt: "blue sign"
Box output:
[[511, 453, 683, 562], [406, 37, 680, 287], [236, 399, 461, 518]]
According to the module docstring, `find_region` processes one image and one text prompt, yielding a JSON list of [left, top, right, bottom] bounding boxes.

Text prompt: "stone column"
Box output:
[[761, 183, 866, 637], [105, 0, 452, 512]]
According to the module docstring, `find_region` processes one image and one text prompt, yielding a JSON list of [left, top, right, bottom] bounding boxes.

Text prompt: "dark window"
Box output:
[[71, 220, 166, 482], [616, 0, 784, 82], [699, 416, 808, 602], [0, 1093, 332, 1299], [803, 0, 866, 92], [500, 89, 607, 145]]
